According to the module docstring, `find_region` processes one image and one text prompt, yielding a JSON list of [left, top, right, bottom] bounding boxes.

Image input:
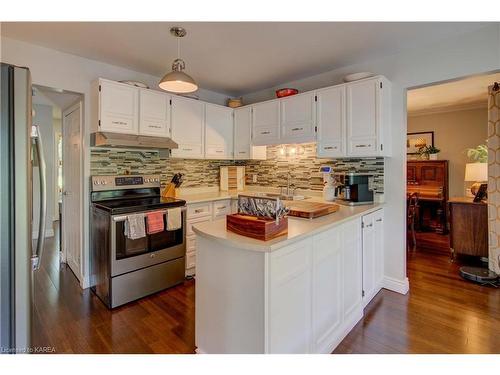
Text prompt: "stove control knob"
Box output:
[[101, 180, 107, 185], [145, 178, 150, 183]]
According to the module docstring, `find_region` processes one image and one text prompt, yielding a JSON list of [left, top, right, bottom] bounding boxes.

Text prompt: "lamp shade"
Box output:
[[464, 162, 488, 182], [158, 70, 198, 94]]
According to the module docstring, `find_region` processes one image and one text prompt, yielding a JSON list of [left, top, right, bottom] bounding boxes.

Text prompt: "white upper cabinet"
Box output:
[[346, 77, 390, 157], [170, 96, 205, 159], [252, 100, 280, 146], [280, 92, 316, 143], [233, 107, 252, 159], [97, 79, 139, 134], [139, 89, 170, 137], [316, 86, 346, 158], [205, 103, 234, 159]]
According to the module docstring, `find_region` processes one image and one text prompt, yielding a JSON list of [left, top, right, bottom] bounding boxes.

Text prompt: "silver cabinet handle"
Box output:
[[376, 218, 383, 222], [238, 151, 247, 154], [215, 150, 223, 153], [291, 127, 303, 131], [31, 125, 47, 271], [260, 131, 270, 135], [324, 146, 338, 150], [355, 144, 371, 148], [182, 148, 193, 151], [194, 209, 204, 213], [365, 223, 373, 228], [111, 120, 127, 126], [217, 206, 227, 210]]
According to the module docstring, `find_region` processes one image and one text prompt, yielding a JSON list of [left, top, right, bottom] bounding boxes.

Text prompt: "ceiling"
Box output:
[[407, 72, 500, 115], [1, 22, 491, 96]]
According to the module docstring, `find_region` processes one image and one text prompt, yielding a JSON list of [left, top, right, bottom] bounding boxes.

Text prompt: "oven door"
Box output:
[[110, 208, 186, 276]]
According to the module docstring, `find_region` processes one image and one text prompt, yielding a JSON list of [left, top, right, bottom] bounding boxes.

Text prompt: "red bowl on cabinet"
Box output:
[[275, 88, 299, 98]]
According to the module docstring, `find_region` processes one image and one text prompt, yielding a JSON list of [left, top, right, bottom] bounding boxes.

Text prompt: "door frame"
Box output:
[[61, 100, 83, 281]]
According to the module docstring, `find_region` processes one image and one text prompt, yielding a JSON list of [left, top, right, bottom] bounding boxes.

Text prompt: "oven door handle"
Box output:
[[112, 207, 187, 222]]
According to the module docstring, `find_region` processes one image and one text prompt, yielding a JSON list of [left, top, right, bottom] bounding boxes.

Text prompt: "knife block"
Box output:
[[161, 183, 177, 198]]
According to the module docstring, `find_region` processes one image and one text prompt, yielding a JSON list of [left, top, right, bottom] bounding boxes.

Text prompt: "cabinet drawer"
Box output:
[[317, 141, 344, 157], [171, 143, 204, 159], [206, 145, 228, 159], [348, 138, 377, 156], [186, 235, 196, 252], [186, 250, 196, 269], [253, 126, 279, 145], [187, 202, 212, 218], [186, 216, 212, 236], [213, 199, 231, 218]]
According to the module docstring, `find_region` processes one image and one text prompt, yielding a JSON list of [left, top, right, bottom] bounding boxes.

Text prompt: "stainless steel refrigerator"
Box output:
[[1, 63, 47, 353]]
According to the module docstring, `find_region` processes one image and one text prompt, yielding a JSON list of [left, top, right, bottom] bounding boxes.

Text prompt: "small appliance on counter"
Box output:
[[319, 165, 337, 201], [334, 172, 375, 206]]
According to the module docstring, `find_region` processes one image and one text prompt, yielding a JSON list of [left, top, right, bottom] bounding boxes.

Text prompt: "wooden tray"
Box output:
[[226, 214, 288, 241], [286, 201, 340, 219]]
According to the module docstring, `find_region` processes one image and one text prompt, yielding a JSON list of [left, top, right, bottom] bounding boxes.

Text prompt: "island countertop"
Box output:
[[192, 202, 383, 252]]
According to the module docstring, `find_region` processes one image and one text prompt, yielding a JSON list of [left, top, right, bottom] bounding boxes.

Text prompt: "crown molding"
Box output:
[[408, 101, 488, 117]]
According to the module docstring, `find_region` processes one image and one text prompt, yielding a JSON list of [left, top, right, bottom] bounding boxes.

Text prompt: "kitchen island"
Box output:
[[192, 203, 385, 354]]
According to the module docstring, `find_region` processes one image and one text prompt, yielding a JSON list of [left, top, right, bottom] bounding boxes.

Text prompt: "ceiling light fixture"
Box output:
[[159, 27, 198, 94]]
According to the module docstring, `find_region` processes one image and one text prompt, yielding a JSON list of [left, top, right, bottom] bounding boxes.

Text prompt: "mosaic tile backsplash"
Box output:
[[90, 144, 384, 193]]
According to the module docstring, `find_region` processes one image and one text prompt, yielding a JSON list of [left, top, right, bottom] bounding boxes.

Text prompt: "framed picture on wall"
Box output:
[[407, 131, 434, 155]]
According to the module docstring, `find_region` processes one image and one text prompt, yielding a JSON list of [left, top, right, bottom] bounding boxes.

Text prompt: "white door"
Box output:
[[205, 103, 233, 159], [139, 89, 170, 137], [342, 218, 362, 319], [362, 213, 376, 307], [346, 78, 379, 156], [62, 102, 82, 280], [251, 100, 280, 145], [311, 227, 343, 353], [374, 209, 384, 290], [170, 96, 205, 159], [234, 107, 252, 159], [99, 79, 139, 134], [316, 86, 346, 157], [280, 92, 316, 143]]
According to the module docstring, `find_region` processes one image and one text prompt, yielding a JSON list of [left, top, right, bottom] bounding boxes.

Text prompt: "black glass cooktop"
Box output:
[[93, 197, 186, 215]]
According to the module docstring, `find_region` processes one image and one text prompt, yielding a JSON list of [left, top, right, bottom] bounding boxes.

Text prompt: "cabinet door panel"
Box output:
[[342, 219, 362, 318], [139, 89, 170, 136], [269, 239, 312, 353], [374, 210, 384, 289], [346, 79, 378, 139], [316, 86, 346, 157], [312, 228, 342, 352], [252, 101, 280, 145], [170, 96, 205, 159], [280, 92, 316, 143], [362, 213, 376, 307], [99, 80, 139, 134], [205, 104, 233, 159], [234, 107, 251, 159]]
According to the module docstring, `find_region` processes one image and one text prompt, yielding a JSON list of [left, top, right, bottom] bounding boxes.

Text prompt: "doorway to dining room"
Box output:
[[405, 72, 500, 269]]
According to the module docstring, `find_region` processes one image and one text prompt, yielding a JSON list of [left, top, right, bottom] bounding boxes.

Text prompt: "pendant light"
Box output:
[[159, 27, 198, 94]]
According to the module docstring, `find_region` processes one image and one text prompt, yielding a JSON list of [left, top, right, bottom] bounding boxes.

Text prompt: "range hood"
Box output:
[[91, 131, 178, 151]]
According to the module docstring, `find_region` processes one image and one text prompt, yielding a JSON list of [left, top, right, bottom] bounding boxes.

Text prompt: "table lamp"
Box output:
[[465, 162, 488, 196]]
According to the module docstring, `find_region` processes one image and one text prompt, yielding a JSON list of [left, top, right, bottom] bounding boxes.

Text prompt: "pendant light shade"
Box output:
[[159, 27, 198, 94]]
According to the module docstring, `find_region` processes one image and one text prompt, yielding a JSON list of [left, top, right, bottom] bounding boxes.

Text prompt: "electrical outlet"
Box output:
[[252, 174, 258, 183]]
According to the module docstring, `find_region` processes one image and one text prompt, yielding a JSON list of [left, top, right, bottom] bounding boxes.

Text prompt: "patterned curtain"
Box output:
[[487, 82, 500, 274]]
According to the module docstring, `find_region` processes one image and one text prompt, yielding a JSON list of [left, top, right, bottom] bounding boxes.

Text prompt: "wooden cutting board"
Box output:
[[286, 201, 340, 219]]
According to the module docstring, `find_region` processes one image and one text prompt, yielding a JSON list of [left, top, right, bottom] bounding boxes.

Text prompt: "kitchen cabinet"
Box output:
[[361, 209, 384, 307], [251, 100, 280, 145], [186, 202, 213, 276], [280, 92, 316, 143], [213, 199, 231, 220], [316, 85, 346, 158], [205, 103, 233, 159], [94, 79, 139, 134], [234, 106, 267, 160], [341, 218, 363, 319], [139, 89, 170, 137], [346, 77, 391, 157], [170, 96, 205, 159]]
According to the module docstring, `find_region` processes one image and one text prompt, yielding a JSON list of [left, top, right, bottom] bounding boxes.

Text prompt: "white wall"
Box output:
[[0, 36, 231, 288], [408, 107, 488, 198], [243, 24, 500, 291]]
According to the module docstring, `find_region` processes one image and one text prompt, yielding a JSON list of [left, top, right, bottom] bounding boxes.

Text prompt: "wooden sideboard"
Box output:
[[407, 160, 449, 233], [448, 197, 488, 258]]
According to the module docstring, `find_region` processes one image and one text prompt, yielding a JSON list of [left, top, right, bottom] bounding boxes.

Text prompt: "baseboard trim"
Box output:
[[32, 228, 54, 239], [382, 276, 409, 295]]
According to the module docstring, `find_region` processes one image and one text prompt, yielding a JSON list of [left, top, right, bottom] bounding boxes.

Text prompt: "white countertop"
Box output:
[[176, 190, 239, 204], [192, 202, 383, 252]]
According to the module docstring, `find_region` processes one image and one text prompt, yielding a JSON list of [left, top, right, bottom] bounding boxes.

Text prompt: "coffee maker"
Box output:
[[334, 172, 375, 206]]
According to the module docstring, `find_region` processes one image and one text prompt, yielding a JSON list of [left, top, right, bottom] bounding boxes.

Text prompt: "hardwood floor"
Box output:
[[34, 224, 499, 354]]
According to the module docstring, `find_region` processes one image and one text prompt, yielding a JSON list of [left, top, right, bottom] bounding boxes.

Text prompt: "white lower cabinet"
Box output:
[[361, 209, 384, 307], [266, 217, 363, 354]]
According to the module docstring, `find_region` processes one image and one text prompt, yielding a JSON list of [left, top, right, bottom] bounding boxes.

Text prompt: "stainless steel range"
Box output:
[[90, 174, 186, 308]]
